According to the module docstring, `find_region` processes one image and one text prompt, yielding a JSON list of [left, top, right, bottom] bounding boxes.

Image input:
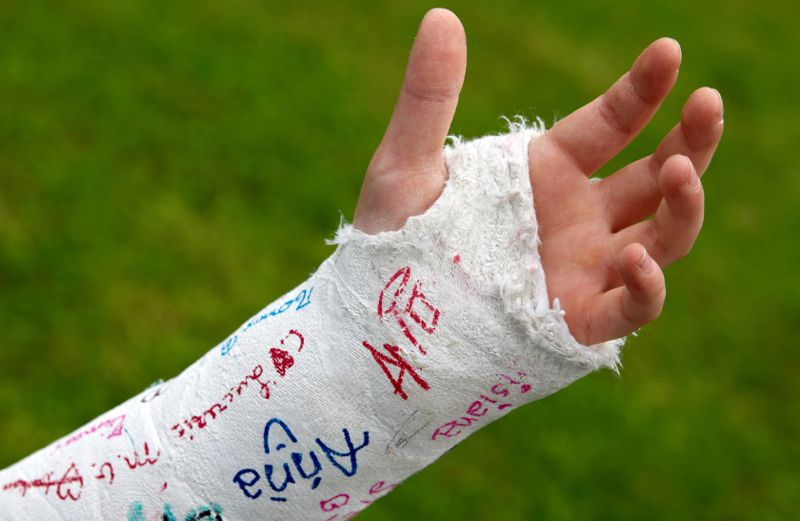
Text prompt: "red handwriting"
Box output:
[[172, 330, 305, 441], [321, 493, 350, 512], [3, 440, 161, 503], [269, 329, 303, 377], [94, 462, 115, 485], [91, 440, 162, 492], [361, 341, 430, 400], [377, 267, 439, 355], [364, 267, 440, 400], [368, 481, 396, 495], [2, 462, 84, 502], [121, 441, 160, 470], [51, 414, 126, 453], [431, 372, 532, 441], [320, 480, 398, 520]]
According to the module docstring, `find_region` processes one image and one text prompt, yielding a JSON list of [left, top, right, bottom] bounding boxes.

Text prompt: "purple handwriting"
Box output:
[[50, 414, 126, 453], [431, 372, 532, 441], [320, 480, 398, 520]]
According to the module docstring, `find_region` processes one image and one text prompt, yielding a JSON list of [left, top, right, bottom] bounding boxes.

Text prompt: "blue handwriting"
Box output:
[[232, 417, 369, 502], [220, 287, 313, 356]]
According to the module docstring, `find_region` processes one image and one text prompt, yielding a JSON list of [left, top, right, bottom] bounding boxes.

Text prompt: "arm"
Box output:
[[0, 9, 722, 520]]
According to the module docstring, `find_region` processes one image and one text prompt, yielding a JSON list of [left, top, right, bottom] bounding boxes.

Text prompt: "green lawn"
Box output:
[[1, 1, 798, 519]]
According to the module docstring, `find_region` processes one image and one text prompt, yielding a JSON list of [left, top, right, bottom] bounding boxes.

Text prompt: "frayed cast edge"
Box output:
[[328, 116, 623, 372]]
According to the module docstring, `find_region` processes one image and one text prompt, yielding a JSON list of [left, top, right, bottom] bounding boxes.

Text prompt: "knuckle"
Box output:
[[598, 91, 633, 136], [402, 81, 458, 106], [623, 286, 666, 328], [620, 301, 643, 330]]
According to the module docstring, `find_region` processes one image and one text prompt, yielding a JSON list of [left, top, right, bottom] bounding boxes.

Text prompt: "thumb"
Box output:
[[370, 8, 467, 175], [354, 9, 466, 233]]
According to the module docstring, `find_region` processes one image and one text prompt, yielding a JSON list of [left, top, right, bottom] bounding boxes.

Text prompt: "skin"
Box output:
[[353, 8, 724, 345]]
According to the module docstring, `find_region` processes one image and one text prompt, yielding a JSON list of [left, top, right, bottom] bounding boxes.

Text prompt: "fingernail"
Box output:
[[687, 169, 701, 189], [637, 248, 655, 273], [667, 37, 682, 62], [711, 87, 724, 123]]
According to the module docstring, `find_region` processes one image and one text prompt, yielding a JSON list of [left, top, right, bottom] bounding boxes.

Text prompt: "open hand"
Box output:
[[353, 9, 723, 345]]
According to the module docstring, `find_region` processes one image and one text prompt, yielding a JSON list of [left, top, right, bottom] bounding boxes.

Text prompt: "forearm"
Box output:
[[0, 125, 622, 520]]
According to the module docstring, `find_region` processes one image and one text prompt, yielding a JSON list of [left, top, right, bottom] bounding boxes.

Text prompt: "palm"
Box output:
[[354, 10, 723, 345], [531, 169, 621, 342]]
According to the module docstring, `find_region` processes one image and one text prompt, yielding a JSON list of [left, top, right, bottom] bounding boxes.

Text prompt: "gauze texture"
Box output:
[[0, 122, 624, 520]]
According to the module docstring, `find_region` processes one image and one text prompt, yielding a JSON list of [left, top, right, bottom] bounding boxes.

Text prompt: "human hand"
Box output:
[[353, 9, 723, 345]]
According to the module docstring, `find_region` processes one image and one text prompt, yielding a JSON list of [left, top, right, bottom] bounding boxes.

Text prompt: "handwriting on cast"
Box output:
[[233, 418, 369, 503]]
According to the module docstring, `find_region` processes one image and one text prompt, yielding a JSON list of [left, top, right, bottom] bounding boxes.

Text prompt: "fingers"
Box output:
[[598, 87, 724, 230], [614, 154, 705, 266], [369, 8, 466, 174], [543, 37, 681, 176], [582, 243, 666, 343]]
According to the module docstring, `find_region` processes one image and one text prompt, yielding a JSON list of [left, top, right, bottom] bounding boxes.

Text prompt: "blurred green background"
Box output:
[[1, 1, 798, 519]]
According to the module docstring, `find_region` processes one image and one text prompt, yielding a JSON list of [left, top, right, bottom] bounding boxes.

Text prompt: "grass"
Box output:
[[0, 1, 798, 519]]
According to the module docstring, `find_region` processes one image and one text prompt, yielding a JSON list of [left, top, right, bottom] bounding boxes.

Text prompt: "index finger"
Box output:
[[543, 38, 682, 176]]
